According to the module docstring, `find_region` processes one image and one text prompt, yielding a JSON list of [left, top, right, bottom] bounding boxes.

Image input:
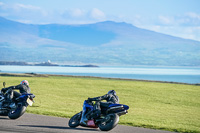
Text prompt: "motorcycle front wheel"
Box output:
[[8, 103, 27, 119], [68, 112, 81, 128], [98, 113, 119, 131]]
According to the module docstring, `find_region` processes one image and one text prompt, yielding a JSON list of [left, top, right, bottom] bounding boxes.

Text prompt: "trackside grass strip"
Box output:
[[0, 75, 200, 133]]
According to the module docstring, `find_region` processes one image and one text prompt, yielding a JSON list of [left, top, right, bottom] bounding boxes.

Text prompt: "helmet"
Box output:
[[20, 80, 29, 86], [107, 90, 116, 95]]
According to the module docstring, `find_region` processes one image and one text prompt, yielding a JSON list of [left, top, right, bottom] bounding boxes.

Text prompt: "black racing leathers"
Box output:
[[88, 93, 119, 118], [2, 84, 31, 102], [88, 93, 119, 104], [6, 84, 31, 94]]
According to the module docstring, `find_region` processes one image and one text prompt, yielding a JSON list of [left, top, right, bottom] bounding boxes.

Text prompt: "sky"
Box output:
[[0, 0, 200, 41]]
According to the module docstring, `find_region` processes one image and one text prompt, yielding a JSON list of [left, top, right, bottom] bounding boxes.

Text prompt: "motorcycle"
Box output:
[[68, 99, 129, 131], [0, 82, 35, 119]]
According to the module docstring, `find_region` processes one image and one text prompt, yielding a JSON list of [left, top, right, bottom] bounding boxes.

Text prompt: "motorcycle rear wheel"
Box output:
[[68, 112, 81, 128], [98, 113, 119, 131]]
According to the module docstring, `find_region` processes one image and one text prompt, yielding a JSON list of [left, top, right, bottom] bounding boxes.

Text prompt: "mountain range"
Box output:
[[0, 16, 200, 66]]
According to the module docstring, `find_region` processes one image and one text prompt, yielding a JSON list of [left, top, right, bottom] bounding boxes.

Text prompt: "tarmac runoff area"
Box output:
[[0, 113, 175, 133]]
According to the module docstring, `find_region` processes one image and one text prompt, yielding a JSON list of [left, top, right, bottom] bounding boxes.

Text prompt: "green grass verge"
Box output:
[[0, 75, 200, 133]]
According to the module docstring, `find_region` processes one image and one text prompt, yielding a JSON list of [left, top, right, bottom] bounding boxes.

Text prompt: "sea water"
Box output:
[[0, 65, 200, 84]]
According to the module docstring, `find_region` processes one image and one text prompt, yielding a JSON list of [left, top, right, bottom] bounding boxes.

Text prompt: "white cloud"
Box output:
[[0, 2, 4, 6], [131, 12, 200, 41], [143, 25, 200, 41], [69, 8, 85, 18], [183, 26, 200, 40], [156, 13, 200, 26], [184, 12, 200, 26], [14, 3, 41, 10], [90, 8, 106, 20], [158, 16, 173, 25], [0, 3, 49, 23], [0, 3, 105, 24], [186, 12, 200, 19], [14, 3, 48, 17], [60, 8, 106, 24]]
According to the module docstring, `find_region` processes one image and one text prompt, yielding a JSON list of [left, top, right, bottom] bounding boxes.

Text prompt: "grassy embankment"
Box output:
[[0, 75, 199, 133]]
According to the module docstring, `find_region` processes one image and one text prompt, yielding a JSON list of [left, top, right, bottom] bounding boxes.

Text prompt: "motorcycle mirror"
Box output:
[[3, 82, 6, 88]]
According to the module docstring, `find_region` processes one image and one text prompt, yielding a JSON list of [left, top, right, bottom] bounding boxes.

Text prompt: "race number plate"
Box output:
[[27, 98, 33, 106]]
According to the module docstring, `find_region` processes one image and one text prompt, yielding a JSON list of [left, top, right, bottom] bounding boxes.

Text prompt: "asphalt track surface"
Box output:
[[0, 113, 175, 133]]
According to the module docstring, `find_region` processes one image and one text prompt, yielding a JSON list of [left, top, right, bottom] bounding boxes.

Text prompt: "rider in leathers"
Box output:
[[80, 90, 119, 125], [88, 90, 119, 118], [1, 80, 30, 105]]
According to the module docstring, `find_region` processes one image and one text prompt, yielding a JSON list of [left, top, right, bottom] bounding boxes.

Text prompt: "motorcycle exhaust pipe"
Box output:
[[117, 110, 128, 116]]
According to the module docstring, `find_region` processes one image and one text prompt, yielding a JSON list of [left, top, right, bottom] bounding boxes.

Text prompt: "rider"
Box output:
[[88, 90, 119, 119], [1, 80, 31, 105]]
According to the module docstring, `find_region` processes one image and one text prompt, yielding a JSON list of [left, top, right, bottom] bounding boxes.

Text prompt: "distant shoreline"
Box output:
[[0, 61, 99, 67], [0, 72, 199, 86]]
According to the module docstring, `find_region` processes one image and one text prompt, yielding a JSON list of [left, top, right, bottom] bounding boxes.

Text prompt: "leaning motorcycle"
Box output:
[[0, 82, 35, 119], [68, 99, 129, 131]]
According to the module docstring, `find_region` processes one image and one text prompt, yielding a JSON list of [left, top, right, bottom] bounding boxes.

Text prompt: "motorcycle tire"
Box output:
[[68, 112, 81, 128], [8, 103, 27, 119], [0, 111, 8, 116], [98, 113, 119, 131]]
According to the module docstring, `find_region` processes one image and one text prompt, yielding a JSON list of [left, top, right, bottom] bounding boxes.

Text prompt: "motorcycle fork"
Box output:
[[80, 108, 88, 125]]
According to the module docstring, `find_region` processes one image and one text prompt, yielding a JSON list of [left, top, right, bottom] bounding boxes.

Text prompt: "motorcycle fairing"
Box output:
[[80, 100, 94, 126], [17, 93, 35, 101]]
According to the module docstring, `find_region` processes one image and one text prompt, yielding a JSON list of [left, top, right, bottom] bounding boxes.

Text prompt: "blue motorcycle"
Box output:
[[0, 82, 35, 119], [68, 99, 129, 131]]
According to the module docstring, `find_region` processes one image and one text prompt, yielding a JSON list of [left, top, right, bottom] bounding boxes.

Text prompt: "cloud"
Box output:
[[130, 12, 200, 41], [156, 12, 200, 26], [0, 3, 107, 24], [186, 12, 200, 20], [183, 26, 200, 40], [158, 16, 174, 25], [60, 8, 106, 24], [143, 25, 200, 41], [0, 2, 4, 6], [0, 3, 42, 14], [14, 3, 41, 10], [90, 8, 106, 20], [0, 3, 48, 23], [62, 8, 86, 20], [70, 8, 85, 17], [184, 12, 200, 26]]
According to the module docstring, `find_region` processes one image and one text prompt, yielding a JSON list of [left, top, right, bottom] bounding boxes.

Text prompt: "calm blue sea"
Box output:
[[0, 65, 200, 84]]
